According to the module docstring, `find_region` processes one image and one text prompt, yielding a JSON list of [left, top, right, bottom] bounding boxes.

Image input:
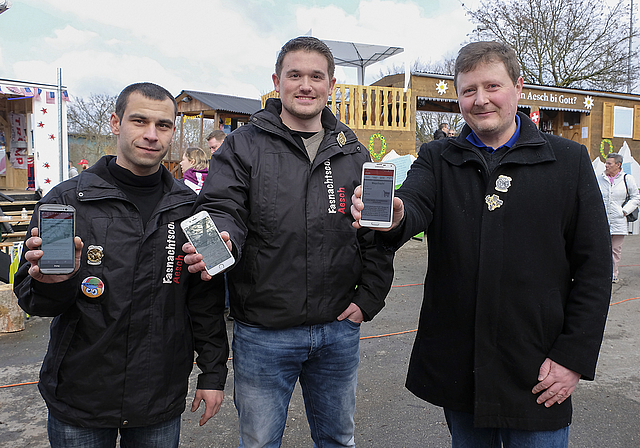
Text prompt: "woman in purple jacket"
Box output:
[[180, 147, 209, 194]]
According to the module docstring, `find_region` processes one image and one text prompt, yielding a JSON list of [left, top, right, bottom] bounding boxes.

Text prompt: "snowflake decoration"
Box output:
[[436, 80, 448, 95], [45, 178, 51, 184], [49, 134, 56, 140], [37, 122, 45, 128], [583, 96, 594, 110], [41, 108, 48, 114], [43, 162, 50, 169]]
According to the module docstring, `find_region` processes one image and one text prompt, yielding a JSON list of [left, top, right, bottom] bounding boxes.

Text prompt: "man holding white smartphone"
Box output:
[[352, 42, 611, 447], [14, 83, 229, 447], [185, 37, 394, 447]]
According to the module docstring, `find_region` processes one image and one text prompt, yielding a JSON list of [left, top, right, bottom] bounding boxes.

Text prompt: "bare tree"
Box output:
[[378, 58, 463, 144], [377, 57, 456, 79], [416, 112, 465, 144], [466, 0, 639, 91], [67, 94, 117, 164], [171, 117, 218, 160]]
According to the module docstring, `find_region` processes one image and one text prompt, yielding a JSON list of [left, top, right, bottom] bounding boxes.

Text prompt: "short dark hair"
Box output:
[[454, 41, 521, 93], [607, 153, 623, 165], [115, 82, 178, 121], [206, 130, 226, 142], [275, 36, 335, 79], [439, 123, 448, 130]]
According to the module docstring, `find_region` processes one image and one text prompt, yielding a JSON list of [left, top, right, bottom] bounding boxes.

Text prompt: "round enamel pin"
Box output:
[[81, 276, 105, 298]]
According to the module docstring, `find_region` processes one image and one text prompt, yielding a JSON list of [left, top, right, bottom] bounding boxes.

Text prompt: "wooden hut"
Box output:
[[175, 90, 261, 151], [374, 72, 640, 162]]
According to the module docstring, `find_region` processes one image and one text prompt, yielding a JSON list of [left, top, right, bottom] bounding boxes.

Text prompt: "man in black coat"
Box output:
[[15, 83, 228, 447], [352, 42, 611, 447], [433, 122, 449, 140]]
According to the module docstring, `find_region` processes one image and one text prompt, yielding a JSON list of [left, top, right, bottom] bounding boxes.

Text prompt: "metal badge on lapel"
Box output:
[[495, 175, 512, 193], [87, 245, 104, 266], [337, 131, 346, 147], [82, 276, 105, 298], [485, 194, 503, 211]]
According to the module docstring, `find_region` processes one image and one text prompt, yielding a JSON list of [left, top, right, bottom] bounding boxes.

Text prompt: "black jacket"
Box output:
[[381, 113, 611, 430], [433, 128, 447, 140], [197, 99, 394, 328], [14, 156, 229, 428]]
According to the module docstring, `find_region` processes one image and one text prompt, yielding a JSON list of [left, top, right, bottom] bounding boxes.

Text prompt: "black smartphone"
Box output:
[[38, 204, 76, 275]]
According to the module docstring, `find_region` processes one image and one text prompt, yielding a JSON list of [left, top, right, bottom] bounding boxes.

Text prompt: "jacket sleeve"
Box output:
[[352, 226, 395, 321], [186, 270, 229, 390], [623, 174, 640, 215], [547, 147, 612, 380], [196, 134, 250, 260], [14, 201, 82, 317]]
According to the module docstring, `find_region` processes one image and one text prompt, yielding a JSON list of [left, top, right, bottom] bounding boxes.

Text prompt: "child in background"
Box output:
[[180, 147, 209, 194]]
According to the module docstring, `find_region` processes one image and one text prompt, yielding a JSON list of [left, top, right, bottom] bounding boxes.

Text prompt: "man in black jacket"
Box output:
[[433, 122, 449, 140], [185, 37, 394, 447], [352, 42, 611, 447], [15, 83, 228, 447]]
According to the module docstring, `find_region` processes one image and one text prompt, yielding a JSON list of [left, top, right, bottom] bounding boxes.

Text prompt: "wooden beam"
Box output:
[[200, 112, 204, 148]]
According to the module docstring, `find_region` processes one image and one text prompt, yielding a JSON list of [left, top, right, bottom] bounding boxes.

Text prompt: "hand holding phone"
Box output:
[[38, 204, 77, 275], [181, 211, 235, 276], [359, 162, 396, 228]]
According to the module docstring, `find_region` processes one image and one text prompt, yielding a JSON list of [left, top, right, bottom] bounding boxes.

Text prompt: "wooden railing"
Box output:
[[261, 84, 412, 132]]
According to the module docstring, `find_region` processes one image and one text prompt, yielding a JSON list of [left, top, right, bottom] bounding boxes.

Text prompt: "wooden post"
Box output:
[[199, 112, 204, 148], [179, 113, 184, 157]]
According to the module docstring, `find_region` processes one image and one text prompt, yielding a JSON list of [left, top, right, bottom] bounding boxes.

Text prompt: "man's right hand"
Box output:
[[350, 185, 405, 231], [24, 227, 84, 283], [183, 231, 233, 281]]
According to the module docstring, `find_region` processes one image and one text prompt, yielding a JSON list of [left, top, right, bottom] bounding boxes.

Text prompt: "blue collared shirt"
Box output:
[[466, 114, 521, 154]]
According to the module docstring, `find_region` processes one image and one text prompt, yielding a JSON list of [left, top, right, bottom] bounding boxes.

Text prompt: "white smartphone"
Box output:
[[38, 204, 76, 275], [180, 211, 235, 276], [359, 162, 396, 228]]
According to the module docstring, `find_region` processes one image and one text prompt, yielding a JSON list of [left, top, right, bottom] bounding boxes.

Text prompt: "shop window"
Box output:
[[563, 111, 581, 127], [603, 102, 640, 140], [613, 106, 633, 138]]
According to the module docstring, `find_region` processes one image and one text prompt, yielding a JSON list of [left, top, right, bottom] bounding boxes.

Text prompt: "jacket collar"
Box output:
[[443, 112, 555, 167], [253, 98, 359, 149]]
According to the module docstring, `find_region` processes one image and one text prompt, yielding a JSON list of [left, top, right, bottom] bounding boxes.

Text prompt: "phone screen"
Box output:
[[182, 214, 233, 274], [361, 167, 395, 223], [40, 210, 75, 272]]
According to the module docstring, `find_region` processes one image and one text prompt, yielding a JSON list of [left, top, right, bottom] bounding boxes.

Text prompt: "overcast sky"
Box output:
[[0, 0, 501, 100]]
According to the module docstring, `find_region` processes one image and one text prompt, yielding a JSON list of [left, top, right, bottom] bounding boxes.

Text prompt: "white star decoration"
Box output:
[[436, 80, 448, 95], [583, 96, 594, 110]]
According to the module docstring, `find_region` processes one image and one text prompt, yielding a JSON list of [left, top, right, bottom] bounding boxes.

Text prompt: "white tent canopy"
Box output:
[[322, 39, 404, 85]]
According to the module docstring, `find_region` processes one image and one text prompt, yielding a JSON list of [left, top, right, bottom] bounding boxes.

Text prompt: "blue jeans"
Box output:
[[444, 409, 569, 448], [47, 414, 180, 448], [232, 319, 361, 448]]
